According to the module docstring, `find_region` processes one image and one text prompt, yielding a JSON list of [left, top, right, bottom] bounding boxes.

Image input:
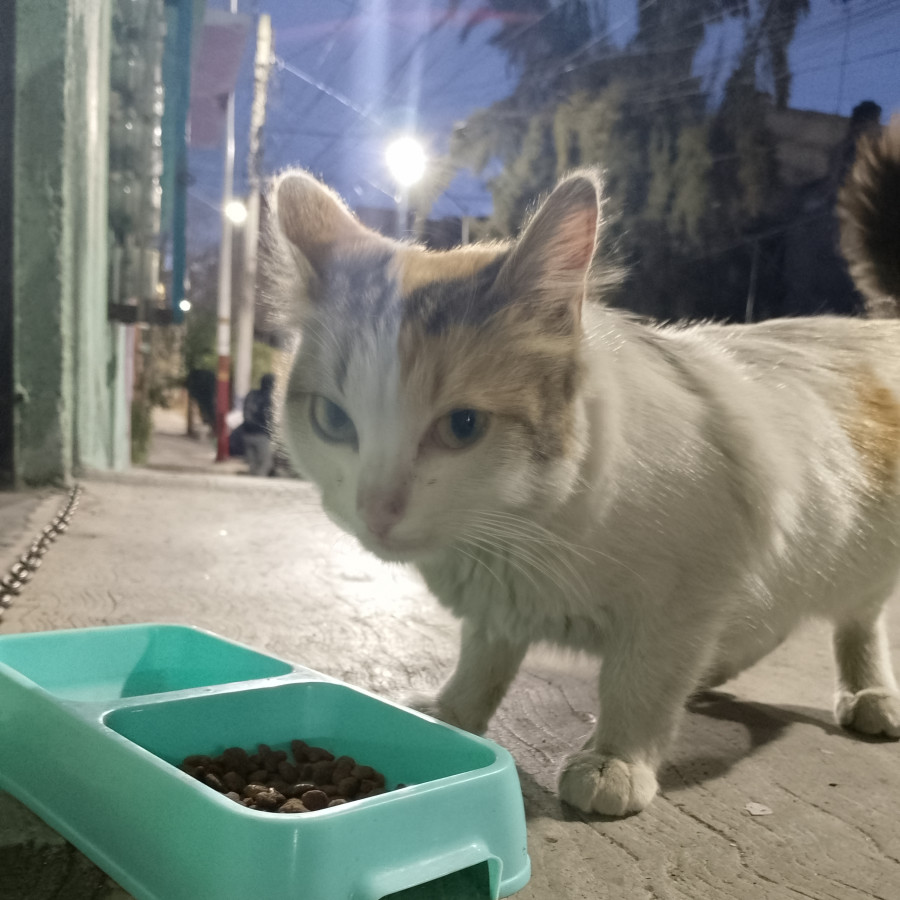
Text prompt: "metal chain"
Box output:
[[0, 484, 83, 621]]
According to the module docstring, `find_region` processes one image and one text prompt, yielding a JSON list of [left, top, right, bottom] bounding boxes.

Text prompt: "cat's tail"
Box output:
[[838, 115, 900, 318]]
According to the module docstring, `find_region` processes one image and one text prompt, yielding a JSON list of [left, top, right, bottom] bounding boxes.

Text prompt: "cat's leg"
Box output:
[[701, 624, 790, 688], [558, 616, 714, 817], [833, 606, 900, 739], [407, 618, 529, 734]]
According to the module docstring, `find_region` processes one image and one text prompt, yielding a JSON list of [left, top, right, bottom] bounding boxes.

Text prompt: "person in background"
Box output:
[[242, 373, 275, 476]]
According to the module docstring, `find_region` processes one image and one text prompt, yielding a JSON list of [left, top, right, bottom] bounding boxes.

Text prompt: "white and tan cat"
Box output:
[[270, 119, 900, 816]]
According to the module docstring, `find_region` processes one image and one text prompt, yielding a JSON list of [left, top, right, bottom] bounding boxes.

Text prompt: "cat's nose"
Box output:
[[356, 486, 408, 538]]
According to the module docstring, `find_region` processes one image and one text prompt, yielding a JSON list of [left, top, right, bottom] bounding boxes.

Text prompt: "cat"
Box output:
[[268, 117, 900, 817]]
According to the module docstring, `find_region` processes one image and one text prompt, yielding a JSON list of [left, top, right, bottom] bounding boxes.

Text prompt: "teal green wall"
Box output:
[[14, 0, 128, 486], [70, 1, 130, 475], [14, 0, 73, 485]]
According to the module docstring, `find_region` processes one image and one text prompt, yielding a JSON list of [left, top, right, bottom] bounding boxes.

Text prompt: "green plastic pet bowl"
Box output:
[[0, 623, 531, 899]]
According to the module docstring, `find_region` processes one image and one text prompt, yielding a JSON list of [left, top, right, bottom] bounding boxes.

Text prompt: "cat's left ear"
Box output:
[[498, 171, 600, 325]]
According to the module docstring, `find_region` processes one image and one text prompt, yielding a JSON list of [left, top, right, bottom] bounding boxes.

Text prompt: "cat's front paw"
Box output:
[[558, 751, 658, 816], [403, 692, 486, 734], [835, 688, 900, 739]]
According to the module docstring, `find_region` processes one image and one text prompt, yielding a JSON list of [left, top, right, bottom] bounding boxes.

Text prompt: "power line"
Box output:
[[274, 56, 382, 125], [301, 5, 482, 173], [279, 1, 365, 128]]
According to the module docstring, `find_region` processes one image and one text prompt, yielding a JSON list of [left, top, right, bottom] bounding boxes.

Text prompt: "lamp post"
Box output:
[[385, 136, 426, 237], [214, 0, 240, 462], [235, 12, 273, 418]]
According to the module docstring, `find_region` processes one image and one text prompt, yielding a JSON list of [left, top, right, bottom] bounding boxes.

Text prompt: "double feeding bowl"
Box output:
[[0, 623, 531, 899]]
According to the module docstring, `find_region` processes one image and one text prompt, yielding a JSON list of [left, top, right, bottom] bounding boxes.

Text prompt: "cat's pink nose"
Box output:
[[357, 487, 408, 538]]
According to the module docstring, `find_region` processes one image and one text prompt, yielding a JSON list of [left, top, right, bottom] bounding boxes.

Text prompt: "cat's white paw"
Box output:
[[835, 688, 900, 738], [558, 751, 658, 816], [403, 692, 485, 733]]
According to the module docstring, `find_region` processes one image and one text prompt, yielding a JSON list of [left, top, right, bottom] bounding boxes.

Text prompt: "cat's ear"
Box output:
[[498, 170, 600, 324], [273, 170, 388, 279]]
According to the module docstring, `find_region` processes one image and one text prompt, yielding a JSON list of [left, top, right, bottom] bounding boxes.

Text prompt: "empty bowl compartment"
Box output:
[[0, 623, 292, 701]]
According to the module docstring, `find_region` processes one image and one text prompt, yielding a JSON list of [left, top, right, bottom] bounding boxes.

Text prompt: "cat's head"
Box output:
[[269, 169, 601, 562]]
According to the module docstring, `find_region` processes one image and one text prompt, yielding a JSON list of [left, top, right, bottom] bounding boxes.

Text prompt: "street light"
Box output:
[[385, 136, 426, 187], [224, 198, 248, 225], [385, 135, 426, 237]]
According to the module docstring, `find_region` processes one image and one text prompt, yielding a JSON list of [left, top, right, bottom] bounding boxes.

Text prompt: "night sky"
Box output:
[[187, 0, 900, 252]]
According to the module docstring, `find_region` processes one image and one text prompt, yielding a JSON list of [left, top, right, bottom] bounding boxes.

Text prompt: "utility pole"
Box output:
[[234, 13, 273, 412], [215, 0, 239, 462]]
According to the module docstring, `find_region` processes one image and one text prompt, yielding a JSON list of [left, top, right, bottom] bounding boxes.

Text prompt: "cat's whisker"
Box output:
[[468, 511, 602, 581], [471, 509, 649, 584], [462, 523, 590, 600], [459, 529, 547, 588], [468, 515, 588, 584], [466, 523, 589, 597], [452, 541, 506, 590], [473, 509, 593, 550], [459, 533, 548, 597], [469, 512, 653, 598]]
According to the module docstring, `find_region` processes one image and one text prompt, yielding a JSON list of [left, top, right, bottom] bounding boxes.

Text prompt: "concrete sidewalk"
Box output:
[[0, 434, 899, 899]]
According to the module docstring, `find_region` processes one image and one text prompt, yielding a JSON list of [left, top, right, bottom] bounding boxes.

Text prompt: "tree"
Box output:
[[442, 0, 813, 319]]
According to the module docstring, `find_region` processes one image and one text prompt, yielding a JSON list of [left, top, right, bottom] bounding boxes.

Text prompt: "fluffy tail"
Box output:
[[838, 116, 900, 318]]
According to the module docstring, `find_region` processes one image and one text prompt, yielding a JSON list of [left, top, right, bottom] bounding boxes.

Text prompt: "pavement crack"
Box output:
[[828, 875, 893, 900], [777, 781, 900, 868], [666, 798, 823, 898], [589, 828, 642, 865], [496, 718, 556, 764]]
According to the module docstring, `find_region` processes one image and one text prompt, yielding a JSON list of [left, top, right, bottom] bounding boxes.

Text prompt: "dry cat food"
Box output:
[[179, 740, 403, 813]]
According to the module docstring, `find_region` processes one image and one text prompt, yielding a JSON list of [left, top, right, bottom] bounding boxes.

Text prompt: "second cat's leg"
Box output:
[[407, 617, 529, 734], [558, 615, 714, 816], [833, 605, 900, 738]]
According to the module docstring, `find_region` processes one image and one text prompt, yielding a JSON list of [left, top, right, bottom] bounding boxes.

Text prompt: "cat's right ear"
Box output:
[[272, 170, 387, 281]]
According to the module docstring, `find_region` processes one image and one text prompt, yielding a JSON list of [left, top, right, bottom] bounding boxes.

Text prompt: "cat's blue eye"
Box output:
[[434, 408, 488, 450], [310, 395, 357, 445]]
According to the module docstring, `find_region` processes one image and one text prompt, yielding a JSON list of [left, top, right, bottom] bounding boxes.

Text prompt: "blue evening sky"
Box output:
[[187, 1, 900, 249]]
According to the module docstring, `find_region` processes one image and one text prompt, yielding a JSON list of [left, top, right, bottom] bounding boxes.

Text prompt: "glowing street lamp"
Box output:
[[224, 198, 248, 225], [385, 136, 426, 237], [386, 136, 427, 187]]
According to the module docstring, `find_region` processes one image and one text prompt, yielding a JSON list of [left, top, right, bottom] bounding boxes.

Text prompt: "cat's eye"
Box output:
[[433, 408, 488, 450], [310, 395, 357, 445]]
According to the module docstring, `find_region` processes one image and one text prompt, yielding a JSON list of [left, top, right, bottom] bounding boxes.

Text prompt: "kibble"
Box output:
[[202, 772, 225, 792], [180, 740, 402, 814], [299, 788, 329, 811], [222, 771, 246, 793], [337, 776, 360, 797], [242, 782, 269, 799], [253, 787, 285, 810]]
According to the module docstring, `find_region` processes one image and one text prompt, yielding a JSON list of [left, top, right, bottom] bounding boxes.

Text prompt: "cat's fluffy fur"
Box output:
[[270, 117, 900, 817]]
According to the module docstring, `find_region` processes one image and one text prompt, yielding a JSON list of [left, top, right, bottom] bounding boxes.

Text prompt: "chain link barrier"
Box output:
[[0, 484, 83, 621]]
